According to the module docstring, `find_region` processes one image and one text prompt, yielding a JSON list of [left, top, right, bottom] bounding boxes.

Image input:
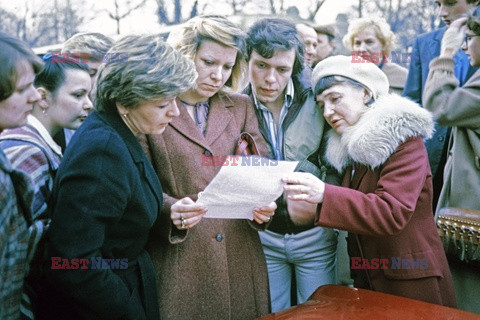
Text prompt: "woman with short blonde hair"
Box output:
[[343, 17, 407, 94], [343, 17, 395, 55]]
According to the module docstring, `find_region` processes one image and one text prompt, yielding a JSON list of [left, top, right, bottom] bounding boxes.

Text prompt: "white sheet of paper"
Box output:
[[196, 155, 298, 220]]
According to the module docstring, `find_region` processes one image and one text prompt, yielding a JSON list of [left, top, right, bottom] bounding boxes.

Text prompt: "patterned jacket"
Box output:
[[0, 149, 33, 320], [0, 115, 62, 221], [0, 116, 61, 318]]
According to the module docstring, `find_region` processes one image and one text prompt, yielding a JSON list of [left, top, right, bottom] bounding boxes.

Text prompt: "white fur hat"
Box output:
[[311, 55, 389, 99]]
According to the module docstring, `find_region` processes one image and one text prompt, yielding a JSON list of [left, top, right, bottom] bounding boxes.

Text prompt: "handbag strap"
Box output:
[[235, 132, 260, 156]]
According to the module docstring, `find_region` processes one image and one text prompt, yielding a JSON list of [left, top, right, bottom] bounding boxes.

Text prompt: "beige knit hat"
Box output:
[[311, 55, 389, 99]]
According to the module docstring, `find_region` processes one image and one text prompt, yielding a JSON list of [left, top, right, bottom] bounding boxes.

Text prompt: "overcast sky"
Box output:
[[1, 0, 357, 37]]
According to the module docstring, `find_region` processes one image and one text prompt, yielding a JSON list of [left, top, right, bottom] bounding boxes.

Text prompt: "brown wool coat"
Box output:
[[142, 93, 271, 320]]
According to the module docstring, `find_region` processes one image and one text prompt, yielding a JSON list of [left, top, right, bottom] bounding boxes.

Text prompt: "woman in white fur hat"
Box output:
[[282, 55, 456, 307]]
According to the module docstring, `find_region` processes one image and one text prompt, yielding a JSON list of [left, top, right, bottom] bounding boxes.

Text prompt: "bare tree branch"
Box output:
[[107, 0, 147, 34], [356, 0, 438, 51], [154, 0, 204, 25], [307, 0, 326, 21]]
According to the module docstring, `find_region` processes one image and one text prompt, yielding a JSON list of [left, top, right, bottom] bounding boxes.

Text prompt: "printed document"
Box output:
[[197, 155, 298, 220]]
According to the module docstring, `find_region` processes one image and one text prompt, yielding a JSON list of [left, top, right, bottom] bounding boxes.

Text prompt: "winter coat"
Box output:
[[142, 93, 271, 320], [424, 57, 480, 216], [381, 62, 407, 95], [0, 115, 62, 319], [316, 94, 456, 307], [0, 149, 32, 320], [38, 110, 162, 320]]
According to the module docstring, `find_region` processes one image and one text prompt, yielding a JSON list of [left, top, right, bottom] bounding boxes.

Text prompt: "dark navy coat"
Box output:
[[39, 110, 162, 320]]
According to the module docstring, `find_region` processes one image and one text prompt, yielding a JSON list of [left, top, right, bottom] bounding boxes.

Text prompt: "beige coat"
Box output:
[[382, 62, 408, 95], [142, 93, 271, 320], [423, 56, 480, 314], [424, 57, 480, 216]]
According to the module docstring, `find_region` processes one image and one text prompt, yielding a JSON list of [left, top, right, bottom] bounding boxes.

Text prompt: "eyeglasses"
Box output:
[[463, 34, 480, 49]]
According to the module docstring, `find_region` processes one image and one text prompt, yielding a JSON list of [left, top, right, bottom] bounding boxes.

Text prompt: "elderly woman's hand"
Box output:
[[285, 190, 318, 226], [253, 202, 276, 224], [282, 172, 326, 204], [171, 197, 207, 230]]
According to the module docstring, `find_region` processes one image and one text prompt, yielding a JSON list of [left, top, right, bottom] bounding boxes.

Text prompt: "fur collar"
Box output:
[[325, 94, 434, 172]]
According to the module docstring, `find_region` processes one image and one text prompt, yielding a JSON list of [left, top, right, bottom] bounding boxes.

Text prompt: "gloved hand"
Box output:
[[440, 17, 467, 57]]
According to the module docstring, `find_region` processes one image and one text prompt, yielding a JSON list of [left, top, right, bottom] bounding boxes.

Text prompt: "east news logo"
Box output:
[[51, 257, 128, 270]]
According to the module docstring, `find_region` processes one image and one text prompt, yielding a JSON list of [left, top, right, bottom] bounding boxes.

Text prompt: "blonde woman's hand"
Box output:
[[171, 197, 207, 230], [253, 201, 277, 224], [282, 172, 325, 204]]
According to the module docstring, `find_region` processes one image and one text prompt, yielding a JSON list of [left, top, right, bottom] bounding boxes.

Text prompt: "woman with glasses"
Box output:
[[424, 11, 480, 219], [423, 9, 480, 314]]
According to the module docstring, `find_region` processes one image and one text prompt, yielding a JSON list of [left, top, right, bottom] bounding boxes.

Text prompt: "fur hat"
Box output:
[[311, 55, 389, 99]]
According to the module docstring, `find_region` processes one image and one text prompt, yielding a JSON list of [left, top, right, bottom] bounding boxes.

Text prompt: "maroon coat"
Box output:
[[316, 94, 456, 307], [143, 93, 271, 320]]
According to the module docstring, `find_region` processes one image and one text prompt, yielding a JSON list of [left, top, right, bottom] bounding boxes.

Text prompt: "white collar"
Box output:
[[27, 115, 62, 156]]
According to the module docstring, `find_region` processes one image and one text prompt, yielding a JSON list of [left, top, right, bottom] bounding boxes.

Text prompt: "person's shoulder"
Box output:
[[219, 92, 251, 105], [384, 62, 408, 73], [416, 27, 445, 42], [74, 112, 118, 141], [213, 93, 253, 114], [66, 114, 125, 157], [0, 127, 49, 164], [383, 62, 408, 87]]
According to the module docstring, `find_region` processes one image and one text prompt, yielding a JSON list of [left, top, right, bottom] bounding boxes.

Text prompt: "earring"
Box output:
[[42, 108, 48, 115]]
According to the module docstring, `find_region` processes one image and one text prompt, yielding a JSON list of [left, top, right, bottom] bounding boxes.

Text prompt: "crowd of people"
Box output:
[[1, 0, 479, 318]]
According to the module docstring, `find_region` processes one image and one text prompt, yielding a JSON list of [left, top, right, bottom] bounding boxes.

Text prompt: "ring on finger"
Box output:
[[180, 216, 186, 229]]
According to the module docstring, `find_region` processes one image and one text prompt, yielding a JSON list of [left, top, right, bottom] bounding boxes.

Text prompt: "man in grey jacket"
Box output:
[[244, 18, 339, 312]]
